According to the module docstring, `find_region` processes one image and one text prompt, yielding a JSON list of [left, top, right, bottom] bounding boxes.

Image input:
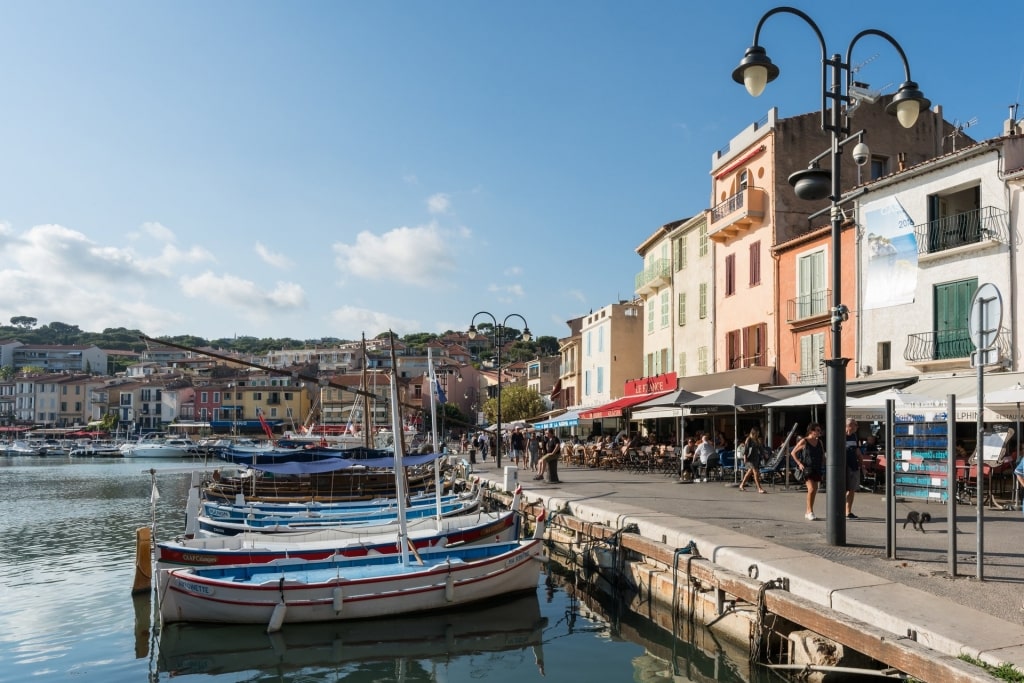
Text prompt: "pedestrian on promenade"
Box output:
[[737, 426, 767, 493], [535, 428, 561, 483], [527, 430, 541, 472], [510, 427, 526, 467], [845, 418, 865, 519], [790, 423, 825, 520]]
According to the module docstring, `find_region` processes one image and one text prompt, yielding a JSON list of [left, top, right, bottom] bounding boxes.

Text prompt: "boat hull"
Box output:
[[159, 539, 545, 625], [156, 509, 518, 567]]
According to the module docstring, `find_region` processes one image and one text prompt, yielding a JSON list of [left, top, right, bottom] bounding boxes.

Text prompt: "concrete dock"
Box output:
[[465, 457, 1024, 676]]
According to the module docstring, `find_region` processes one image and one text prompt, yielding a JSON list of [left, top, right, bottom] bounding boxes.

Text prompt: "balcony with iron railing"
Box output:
[[904, 325, 1012, 370], [913, 206, 1009, 259], [785, 289, 832, 325], [709, 187, 766, 241], [634, 258, 672, 296]]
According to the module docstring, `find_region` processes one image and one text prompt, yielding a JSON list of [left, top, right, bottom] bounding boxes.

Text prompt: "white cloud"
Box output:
[[488, 283, 525, 298], [141, 221, 177, 242], [180, 272, 307, 316], [427, 193, 451, 214], [328, 305, 421, 338], [254, 242, 293, 269], [504, 266, 522, 276], [332, 222, 457, 287], [567, 289, 587, 303]]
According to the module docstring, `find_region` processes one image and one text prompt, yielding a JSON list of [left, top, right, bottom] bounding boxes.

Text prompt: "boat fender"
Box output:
[[234, 493, 245, 506], [267, 602, 287, 634], [444, 567, 455, 602], [332, 586, 344, 613], [267, 577, 287, 633]]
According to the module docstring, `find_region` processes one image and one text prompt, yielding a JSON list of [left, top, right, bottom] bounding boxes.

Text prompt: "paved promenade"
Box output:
[[464, 457, 1024, 671]]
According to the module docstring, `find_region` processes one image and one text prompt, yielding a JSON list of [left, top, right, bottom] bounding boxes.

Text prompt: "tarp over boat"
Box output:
[[247, 452, 443, 475]]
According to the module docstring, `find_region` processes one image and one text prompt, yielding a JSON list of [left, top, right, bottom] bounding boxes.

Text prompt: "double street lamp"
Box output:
[[732, 6, 929, 545], [468, 311, 531, 470]]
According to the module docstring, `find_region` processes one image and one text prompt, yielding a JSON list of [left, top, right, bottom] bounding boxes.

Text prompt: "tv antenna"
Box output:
[[946, 117, 978, 152]]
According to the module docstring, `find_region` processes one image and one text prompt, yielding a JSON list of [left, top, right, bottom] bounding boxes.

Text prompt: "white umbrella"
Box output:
[[766, 388, 827, 422]]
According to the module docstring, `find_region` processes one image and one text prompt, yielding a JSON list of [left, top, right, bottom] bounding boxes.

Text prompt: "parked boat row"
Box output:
[[145, 352, 547, 632]]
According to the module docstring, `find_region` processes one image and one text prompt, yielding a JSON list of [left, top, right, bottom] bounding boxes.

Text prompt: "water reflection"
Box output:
[[156, 592, 547, 678]]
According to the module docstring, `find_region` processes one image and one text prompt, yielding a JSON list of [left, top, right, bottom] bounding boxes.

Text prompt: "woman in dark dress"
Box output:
[[790, 423, 825, 521]]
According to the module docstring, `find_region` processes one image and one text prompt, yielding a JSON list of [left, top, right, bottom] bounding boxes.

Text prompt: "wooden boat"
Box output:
[[158, 518, 546, 627], [156, 489, 519, 567], [195, 487, 482, 536], [202, 454, 449, 503], [157, 591, 547, 676]]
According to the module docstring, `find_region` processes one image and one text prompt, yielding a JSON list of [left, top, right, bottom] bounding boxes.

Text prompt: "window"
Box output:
[[800, 333, 826, 382], [597, 326, 604, 352], [201, 391, 208, 403], [678, 351, 687, 376], [749, 240, 761, 286], [285, 392, 293, 401], [677, 292, 686, 326], [741, 323, 767, 366], [697, 346, 709, 374], [699, 224, 708, 256], [584, 370, 591, 396], [647, 303, 655, 333], [699, 283, 708, 319], [738, 169, 748, 191], [726, 330, 742, 369], [870, 156, 889, 180], [597, 367, 604, 394], [213, 392, 221, 403], [796, 249, 827, 318], [877, 341, 891, 371], [725, 253, 736, 296], [674, 234, 688, 271], [586, 331, 592, 357], [660, 291, 670, 327], [253, 392, 262, 401]]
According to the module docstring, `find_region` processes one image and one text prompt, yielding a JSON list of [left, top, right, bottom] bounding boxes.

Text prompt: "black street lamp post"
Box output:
[[468, 312, 531, 470], [732, 6, 929, 545]]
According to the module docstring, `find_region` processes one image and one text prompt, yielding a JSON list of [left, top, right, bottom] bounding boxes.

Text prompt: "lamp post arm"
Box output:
[[751, 6, 826, 57], [847, 29, 915, 83], [501, 313, 530, 331]]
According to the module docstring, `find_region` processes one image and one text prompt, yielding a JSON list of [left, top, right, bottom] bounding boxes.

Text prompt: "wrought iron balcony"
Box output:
[[913, 206, 1009, 256], [634, 258, 672, 295], [785, 289, 832, 323], [709, 187, 766, 241], [904, 326, 1011, 363]]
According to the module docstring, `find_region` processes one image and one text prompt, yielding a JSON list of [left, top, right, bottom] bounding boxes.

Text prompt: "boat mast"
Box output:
[[362, 332, 371, 449]]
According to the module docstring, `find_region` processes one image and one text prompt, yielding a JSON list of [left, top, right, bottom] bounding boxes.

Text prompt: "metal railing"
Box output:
[[786, 289, 831, 322], [913, 206, 1009, 255], [634, 258, 672, 291], [711, 192, 745, 223], [904, 326, 1011, 362]]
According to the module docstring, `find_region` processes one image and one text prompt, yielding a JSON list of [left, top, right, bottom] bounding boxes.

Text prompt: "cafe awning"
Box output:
[[532, 409, 582, 430], [578, 391, 672, 420]]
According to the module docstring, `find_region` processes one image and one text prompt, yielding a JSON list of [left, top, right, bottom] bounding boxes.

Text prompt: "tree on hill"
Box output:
[[10, 316, 37, 329]]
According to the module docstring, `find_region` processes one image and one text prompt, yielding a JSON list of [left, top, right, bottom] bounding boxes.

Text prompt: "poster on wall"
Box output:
[[863, 196, 919, 310]]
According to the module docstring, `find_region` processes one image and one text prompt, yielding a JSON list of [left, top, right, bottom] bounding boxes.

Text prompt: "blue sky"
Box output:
[[0, 1, 1019, 342]]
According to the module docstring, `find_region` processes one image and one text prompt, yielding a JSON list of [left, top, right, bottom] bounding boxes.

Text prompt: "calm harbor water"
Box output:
[[0, 457, 762, 682]]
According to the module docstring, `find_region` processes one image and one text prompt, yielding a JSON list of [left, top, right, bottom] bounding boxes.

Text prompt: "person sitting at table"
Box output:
[[679, 437, 697, 481], [695, 434, 717, 481]]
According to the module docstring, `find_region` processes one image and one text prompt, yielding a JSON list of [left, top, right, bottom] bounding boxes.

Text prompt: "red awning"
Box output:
[[578, 391, 672, 420]]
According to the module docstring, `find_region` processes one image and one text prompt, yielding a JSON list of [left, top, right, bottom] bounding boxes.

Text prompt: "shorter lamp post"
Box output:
[[468, 311, 531, 470]]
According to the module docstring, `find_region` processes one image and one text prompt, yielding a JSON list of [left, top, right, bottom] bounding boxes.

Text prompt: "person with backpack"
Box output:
[[845, 418, 866, 519], [737, 426, 767, 493]]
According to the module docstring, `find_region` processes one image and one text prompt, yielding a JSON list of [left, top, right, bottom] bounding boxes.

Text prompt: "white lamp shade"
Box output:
[[896, 99, 920, 128], [744, 65, 768, 97]]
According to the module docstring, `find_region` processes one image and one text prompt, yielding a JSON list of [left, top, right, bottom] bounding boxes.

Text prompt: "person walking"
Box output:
[[790, 423, 825, 520], [845, 418, 865, 519], [510, 427, 526, 467], [737, 426, 767, 493]]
